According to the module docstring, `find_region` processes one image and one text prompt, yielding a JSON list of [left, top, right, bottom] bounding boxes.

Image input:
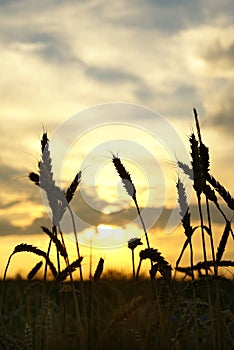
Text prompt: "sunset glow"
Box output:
[[1, 1, 233, 281]]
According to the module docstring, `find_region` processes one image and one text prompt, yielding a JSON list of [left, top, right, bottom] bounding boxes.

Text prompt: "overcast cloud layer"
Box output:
[[1, 0, 234, 242]]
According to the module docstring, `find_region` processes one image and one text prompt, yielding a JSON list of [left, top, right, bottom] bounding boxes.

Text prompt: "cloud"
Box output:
[[0, 196, 231, 238], [195, 37, 234, 135], [0, 200, 21, 210], [202, 40, 234, 70], [0, 0, 233, 122], [0, 218, 20, 236], [207, 81, 234, 133], [85, 64, 140, 84], [0, 163, 40, 200]]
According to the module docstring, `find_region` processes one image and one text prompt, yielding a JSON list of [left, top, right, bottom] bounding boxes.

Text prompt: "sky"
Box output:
[[0, 0, 234, 279]]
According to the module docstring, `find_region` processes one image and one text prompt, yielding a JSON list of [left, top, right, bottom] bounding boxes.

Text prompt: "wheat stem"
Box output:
[[193, 108, 217, 350], [67, 204, 83, 282], [206, 197, 217, 275], [133, 197, 151, 249]]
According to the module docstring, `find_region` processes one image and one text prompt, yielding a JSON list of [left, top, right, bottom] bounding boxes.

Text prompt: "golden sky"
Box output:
[[0, 0, 234, 279]]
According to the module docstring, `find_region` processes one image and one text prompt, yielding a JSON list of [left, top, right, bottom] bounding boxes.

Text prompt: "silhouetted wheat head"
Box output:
[[93, 258, 104, 282], [27, 261, 43, 281], [112, 154, 151, 249], [3, 243, 57, 281], [112, 155, 136, 199], [56, 257, 83, 282]]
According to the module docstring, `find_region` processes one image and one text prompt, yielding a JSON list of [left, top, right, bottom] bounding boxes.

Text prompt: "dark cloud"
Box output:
[[100, 1, 201, 32], [1, 164, 23, 189], [0, 215, 50, 237], [208, 81, 234, 135], [99, 0, 234, 33], [197, 37, 234, 135], [84, 63, 156, 103], [0, 198, 231, 238], [189, 41, 234, 138], [0, 163, 37, 195], [175, 85, 197, 99], [0, 2, 77, 66], [0, 31, 76, 65], [134, 85, 154, 102], [0, 218, 19, 236], [1, 156, 232, 237], [43, 185, 234, 233], [201, 40, 234, 70], [26, 33, 74, 64], [0, 163, 44, 216], [85, 65, 139, 84], [0, 200, 21, 210]]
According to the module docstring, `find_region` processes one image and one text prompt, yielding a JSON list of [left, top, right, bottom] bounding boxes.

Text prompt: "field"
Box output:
[[0, 111, 234, 350], [0, 275, 234, 350]]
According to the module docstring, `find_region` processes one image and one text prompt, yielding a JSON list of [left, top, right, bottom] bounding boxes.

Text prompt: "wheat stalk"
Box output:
[[112, 156, 136, 198], [27, 261, 43, 281], [190, 133, 204, 196], [207, 174, 234, 211], [41, 226, 67, 259], [128, 238, 143, 280], [176, 259, 234, 274], [58, 171, 82, 220], [56, 257, 83, 282], [30, 132, 84, 280], [177, 160, 193, 180], [112, 155, 150, 249], [216, 221, 231, 263], [193, 110, 219, 349], [137, 248, 171, 281], [38, 132, 67, 226], [93, 258, 104, 282], [3, 244, 57, 281], [190, 133, 209, 276], [176, 178, 195, 279], [65, 171, 82, 203]]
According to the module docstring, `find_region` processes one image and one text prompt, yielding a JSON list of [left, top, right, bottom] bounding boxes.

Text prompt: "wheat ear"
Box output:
[[137, 248, 171, 280], [112, 155, 150, 249], [27, 261, 43, 281], [3, 244, 57, 281], [41, 226, 67, 259], [176, 178, 195, 279], [216, 221, 231, 263], [207, 174, 234, 211], [56, 257, 83, 282], [93, 258, 104, 282]]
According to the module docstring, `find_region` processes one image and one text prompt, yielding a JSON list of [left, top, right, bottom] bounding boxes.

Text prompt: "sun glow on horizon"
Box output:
[[78, 223, 141, 249], [0, 219, 234, 280]]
